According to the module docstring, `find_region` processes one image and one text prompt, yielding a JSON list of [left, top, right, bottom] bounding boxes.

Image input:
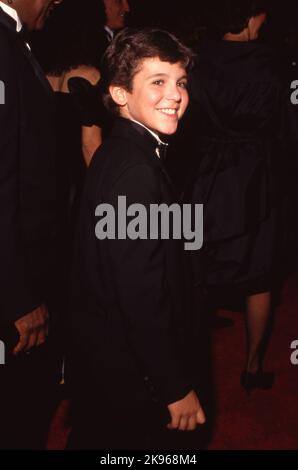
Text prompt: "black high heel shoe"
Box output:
[[240, 369, 275, 395]]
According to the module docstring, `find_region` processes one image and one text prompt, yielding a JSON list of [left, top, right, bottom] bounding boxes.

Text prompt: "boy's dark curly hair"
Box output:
[[100, 27, 194, 115]]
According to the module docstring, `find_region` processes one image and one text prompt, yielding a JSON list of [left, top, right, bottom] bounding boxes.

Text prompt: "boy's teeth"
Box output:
[[159, 109, 177, 115]]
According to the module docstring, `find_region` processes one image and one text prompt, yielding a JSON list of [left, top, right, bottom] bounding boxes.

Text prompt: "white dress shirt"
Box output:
[[0, 1, 22, 31], [131, 119, 168, 159], [104, 25, 114, 42]]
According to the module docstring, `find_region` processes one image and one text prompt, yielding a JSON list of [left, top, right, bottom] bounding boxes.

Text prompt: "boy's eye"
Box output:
[[152, 80, 164, 86], [178, 81, 188, 89]]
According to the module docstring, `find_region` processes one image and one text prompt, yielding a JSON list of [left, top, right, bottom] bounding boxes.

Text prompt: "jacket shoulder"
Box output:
[[0, 25, 19, 76], [87, 135, 162, 203], [0, 22, 16, 49], [94, 133, 158, 176]]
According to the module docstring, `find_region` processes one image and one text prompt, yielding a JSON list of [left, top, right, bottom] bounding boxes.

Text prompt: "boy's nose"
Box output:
[[166, 85, 182, 102]]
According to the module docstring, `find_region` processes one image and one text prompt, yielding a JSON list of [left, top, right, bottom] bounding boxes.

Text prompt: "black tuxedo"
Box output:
[[68, 118, 194, 449], [0, 8, 60, 449], [0, 9, 57, 326]]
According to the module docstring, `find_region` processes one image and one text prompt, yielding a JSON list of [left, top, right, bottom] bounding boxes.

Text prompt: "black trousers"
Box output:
[[67, 396, 205, 451], [67, 360, 206, 451]]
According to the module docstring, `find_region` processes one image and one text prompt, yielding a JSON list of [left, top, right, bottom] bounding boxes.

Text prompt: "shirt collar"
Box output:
[[104, 25, 114, 41], [130, 119, 168, 160], [130, 119, 168, 146], [0, 1, 22, 32]]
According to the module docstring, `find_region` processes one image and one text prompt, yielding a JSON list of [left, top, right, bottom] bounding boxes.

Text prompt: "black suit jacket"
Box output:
[[0, 9, 58, 328], [69, 118, 192, 407]]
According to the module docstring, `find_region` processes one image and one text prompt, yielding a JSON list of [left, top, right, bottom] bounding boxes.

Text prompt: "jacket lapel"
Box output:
[[111, 118, 176, 193], [0, 6, 17, 31], [18, 36, 53, 97], [0, 8, 53, 98]]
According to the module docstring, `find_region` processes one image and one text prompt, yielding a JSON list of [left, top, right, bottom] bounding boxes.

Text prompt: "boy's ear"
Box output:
[[109, 85, 128, 107]]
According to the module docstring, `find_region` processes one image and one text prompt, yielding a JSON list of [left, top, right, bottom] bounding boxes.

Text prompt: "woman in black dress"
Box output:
[[31, 0, 108, 224], [29, 1, 108, 391], [189, 0, 289, 392]]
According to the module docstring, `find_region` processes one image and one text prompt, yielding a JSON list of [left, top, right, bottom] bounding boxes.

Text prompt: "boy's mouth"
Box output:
[[156, 108, 178, 117]]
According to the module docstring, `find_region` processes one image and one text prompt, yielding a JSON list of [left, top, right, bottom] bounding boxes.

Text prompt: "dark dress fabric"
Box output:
[[54, 92, 85, 227], [52, 82, 106, 384], [53, 79, 106, 249], [188, 40, 288, 294]]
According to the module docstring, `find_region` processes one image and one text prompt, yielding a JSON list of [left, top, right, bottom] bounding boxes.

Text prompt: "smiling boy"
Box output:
[[68, 28, 205, 450], [112, 57, 187, 133]]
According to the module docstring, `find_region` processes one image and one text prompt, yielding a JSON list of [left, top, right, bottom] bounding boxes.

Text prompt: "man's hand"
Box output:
[[13, 304, 49, 355], [167, 390, 206, 431]]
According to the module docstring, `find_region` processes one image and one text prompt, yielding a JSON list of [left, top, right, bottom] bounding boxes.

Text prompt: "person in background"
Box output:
[[29, 2, 107, 394], [92, 0, 130, 66], [30, 0, 106, 232], [37, 0, 105, 165], [103, 0, 130, 41], [0, 0, 63, 449], [189, 0, 286, 394]]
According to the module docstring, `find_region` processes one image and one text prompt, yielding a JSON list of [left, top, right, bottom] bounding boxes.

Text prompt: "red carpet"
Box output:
[[47, 273, 298, 450], [208, 273, 298, 450]]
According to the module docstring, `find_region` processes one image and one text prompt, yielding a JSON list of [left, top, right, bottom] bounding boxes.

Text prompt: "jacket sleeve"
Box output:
[[102, 162, 192, 405], [0, 32, 42, 326]]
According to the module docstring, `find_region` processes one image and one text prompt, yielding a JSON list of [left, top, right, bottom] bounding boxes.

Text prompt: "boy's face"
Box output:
[[111, 57, 189, 136]]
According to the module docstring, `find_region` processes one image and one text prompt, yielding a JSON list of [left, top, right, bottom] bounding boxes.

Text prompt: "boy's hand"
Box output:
[[167, 390, 206, 431]]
